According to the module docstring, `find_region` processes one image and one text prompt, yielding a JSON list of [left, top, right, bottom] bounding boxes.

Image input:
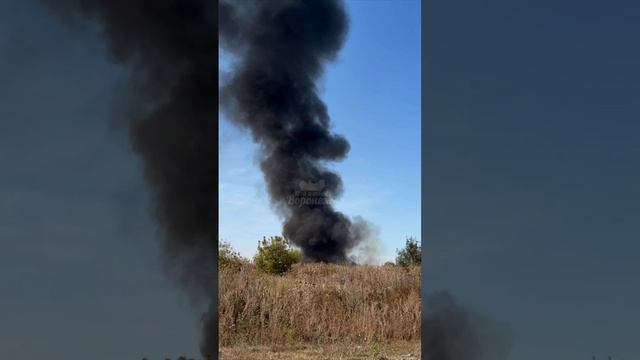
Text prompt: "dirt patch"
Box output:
[[219, 341, 420, 360]]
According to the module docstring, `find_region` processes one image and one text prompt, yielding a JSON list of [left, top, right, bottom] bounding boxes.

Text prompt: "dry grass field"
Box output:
[[218, 263, 421, 359]]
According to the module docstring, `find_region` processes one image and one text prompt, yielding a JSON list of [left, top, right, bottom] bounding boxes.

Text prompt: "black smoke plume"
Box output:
[[219, 0, 369, 263], [41, 0, 218, 355], [425, 292, 513, 360]]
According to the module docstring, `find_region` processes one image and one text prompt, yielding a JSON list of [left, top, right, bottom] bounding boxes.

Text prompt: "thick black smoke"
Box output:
[[42, 0, 218, 355], [425, 292, 513, 360], [219, 0, 368, 263]]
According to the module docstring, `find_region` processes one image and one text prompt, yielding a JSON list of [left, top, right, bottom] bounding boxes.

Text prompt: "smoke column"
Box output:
[[219, 0, 369, 263], [41, 0, 218, 355], [425, 292, 513, 360]]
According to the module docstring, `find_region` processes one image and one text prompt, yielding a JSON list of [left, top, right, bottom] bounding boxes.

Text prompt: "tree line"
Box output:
[[220, 236, 421, 275]]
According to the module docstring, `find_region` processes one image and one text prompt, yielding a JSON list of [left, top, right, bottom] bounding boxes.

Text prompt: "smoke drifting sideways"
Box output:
[[219, 0, 372, 263], [41, 0, 218, 355], [425, 292, 513, 360]]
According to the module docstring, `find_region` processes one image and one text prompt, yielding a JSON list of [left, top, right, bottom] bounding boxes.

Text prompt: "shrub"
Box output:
[[395, 237, 421, 267], [219, 241, 247, 271], [253, 236, 301, 275]]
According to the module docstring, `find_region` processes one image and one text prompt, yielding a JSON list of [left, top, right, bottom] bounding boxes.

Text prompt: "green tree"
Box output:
[[254, 236, 301, 275], [395, 237, 421, 267], [219, 241, 247, 271]]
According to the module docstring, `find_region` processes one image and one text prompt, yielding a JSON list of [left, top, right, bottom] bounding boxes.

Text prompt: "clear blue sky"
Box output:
[[219, 0, 421, 262]]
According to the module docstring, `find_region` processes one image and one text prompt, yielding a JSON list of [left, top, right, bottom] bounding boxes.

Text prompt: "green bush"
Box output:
[[254, 236, 301, 275], [395, 237, 421, 267], [219, 241, 247, 271]]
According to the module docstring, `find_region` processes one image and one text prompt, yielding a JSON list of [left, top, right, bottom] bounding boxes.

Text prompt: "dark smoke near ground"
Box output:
[[41, 0, 218, 355], [425, 292, 513, 360], [219, 0, 371, 263]]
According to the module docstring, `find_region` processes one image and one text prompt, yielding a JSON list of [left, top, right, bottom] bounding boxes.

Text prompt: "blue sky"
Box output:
[[0, 1, 201, 357], [426, 0, 640, 359], [219, 0, 421, 262]]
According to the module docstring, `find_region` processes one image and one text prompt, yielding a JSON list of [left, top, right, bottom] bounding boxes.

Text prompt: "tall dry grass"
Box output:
[[219, 263, 421, 347]]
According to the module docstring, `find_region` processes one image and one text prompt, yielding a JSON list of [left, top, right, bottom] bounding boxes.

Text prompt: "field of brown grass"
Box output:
[[219, 263, 420, 359]]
